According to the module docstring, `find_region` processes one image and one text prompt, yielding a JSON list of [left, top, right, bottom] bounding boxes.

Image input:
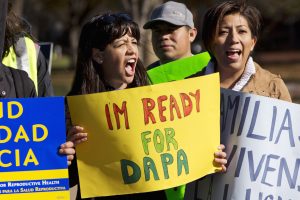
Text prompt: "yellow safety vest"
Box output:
[[2, 36, 38, 94]]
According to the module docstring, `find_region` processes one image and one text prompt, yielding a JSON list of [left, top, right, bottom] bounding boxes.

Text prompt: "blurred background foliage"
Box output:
[[9, 0, 300, 102]]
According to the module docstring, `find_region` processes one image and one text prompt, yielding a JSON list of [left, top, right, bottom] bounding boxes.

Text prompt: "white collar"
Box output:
[[205, 57, 256, 91], [231, 57, 256, 91]]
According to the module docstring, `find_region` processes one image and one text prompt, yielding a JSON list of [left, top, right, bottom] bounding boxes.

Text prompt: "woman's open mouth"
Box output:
[[226, 49, 241, 61], [125, 58, 136, 76]]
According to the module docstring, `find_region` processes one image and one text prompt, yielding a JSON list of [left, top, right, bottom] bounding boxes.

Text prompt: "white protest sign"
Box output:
[[186, 89, 300, 200]]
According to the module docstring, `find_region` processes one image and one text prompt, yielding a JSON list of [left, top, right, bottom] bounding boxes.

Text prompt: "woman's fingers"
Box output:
[[217, 144, 225, 151], [59, 141, 76, 166], [214, 150, 227, 159], [214, 156, 227, 165], [68, 133, 88, 145], [67, 155, 74, 166], [67, 126, 88, 146], [60, 141, 75, 149], [67, 126, 84, 138], [221, 164, 227, 172], [59, 142, 75, 155], [214, 144, 227, 172]]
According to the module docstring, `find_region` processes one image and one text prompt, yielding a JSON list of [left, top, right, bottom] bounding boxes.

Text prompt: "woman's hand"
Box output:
[[214, 144, 227, 172], [59, 126, 88, 166], [59, 141, 76, 166], [66, 126, 88, 146]]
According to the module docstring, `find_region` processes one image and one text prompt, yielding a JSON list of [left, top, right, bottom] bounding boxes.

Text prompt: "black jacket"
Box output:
[[36, 50, 54, 97], [0, 63, 36, 98], [0, 1, 36, 98]]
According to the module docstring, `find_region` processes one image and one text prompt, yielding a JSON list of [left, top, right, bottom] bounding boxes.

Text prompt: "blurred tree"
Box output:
[[18, 0, 109, 67], [20, 0, 164, 66], [252, 0, 300, 50], [121, 0, 164, 65], [13, 0, 300, 67], [67, 0, 105, 66]]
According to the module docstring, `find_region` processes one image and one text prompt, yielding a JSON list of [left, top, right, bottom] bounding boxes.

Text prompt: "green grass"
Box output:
[[52, 54, 72, 70], [51, 69, 74, 96]]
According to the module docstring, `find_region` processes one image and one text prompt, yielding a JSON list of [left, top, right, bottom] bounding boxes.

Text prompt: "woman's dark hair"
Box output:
[[3, 2, 35, 58], [202, 1, 262, 58], [69, 12, 149, 95]]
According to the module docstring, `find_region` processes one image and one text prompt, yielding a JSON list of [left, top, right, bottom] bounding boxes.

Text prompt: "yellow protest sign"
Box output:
[[67, 73, 220, 198]]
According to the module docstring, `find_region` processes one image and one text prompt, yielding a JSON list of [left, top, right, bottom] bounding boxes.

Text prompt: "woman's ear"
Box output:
[[92, 48, 104, 64], [250, 37, 257, 51]]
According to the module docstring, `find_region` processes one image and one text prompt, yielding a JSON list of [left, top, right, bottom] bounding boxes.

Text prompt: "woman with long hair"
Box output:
[[60, 12, 227, 200]]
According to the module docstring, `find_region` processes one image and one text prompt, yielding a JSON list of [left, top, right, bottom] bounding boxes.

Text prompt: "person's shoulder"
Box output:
[[1, 65, 26, 79], [8, 66, 30, 77], [147, 60, 161, 70], [253, 62, 292, 102], [8, 66, 37, 97], [254, 62, 282, 80], [0, 63, 11, 74]]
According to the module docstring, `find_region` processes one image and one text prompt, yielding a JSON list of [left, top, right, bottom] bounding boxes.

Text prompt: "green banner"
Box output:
[[147, 52, 210, 84]]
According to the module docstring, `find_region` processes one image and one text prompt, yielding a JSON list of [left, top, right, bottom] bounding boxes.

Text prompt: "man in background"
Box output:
[[143, 1, 197, 70], [143, 2, 198, 199]]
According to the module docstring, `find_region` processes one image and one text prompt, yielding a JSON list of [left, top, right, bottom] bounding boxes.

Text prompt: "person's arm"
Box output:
[[8, 66, 37, 97], [28, 80, 37, 97], [37, 51, 54, 96]]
